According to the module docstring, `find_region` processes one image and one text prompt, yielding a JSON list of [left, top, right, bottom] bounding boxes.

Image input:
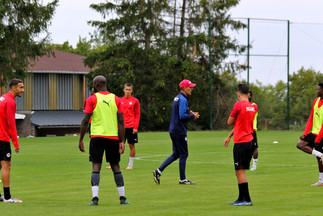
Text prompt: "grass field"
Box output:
[[1, 130, 322, 215]]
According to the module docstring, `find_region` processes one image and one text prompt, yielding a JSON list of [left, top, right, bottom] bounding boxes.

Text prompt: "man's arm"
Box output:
[[133, 99, 141, 133], [302, 99, 316, 139], [224, 129, 234, 147], [78, 113, 91, 152], [7, 100, 19, 152], [227, 116, 235, 126], [118, 113, 125, 154], [179, 98, 195, 120]]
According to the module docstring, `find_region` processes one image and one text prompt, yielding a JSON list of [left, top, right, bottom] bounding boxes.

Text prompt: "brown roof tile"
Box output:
[[28, 50, 90, 73]]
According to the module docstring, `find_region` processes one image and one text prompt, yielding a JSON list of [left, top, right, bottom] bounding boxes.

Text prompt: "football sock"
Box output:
[[312, 150, 323, 157], [241, 182, 251, 202], [4, 187, 11, 200], [237, 184, 243, 201], [252, 159, 258, 167], [114, 172, 125, 197], [319, 173, 323, 182], [91, 172, 100, 198], [128, 157, 135, 167]]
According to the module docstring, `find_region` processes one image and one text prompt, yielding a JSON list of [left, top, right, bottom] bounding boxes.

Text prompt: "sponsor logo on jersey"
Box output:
[[246, 106, 255, 112]]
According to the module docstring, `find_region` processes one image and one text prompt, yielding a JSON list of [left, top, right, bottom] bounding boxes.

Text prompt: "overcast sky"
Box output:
[[46, 0, 323, 47]]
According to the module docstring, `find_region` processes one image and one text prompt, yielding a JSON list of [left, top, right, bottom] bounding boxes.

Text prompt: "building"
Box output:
[[14, 50, 91, 137]]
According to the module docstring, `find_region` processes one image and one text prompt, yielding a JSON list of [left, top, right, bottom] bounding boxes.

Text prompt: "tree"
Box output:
[[289, 67, 323, 127], [86, 0, 247, 130], [0, 0, 58, 84], [48, 37, 92, 56]]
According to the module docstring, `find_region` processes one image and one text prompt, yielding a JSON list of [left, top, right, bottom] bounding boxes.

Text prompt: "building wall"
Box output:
[[24, 74, 33, 110], [17, 72, 86, 111], [49, 74, 57, 110]]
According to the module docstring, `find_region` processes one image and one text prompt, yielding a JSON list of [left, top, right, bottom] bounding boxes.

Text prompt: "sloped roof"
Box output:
[[28, 50, 90, 74], [32, 111, 84, 129]]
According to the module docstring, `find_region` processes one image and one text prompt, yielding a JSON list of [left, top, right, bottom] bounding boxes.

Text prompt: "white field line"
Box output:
[[135, 154, 317, 167]]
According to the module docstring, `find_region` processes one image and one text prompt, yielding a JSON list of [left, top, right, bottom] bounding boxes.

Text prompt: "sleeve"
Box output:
[[230, 102, 241, 119], [6, 100, 19, 147], [254, 104, 258, 113], [303, 99, 316, 136], [179, 97, 195, 120], [315, 127, 323, 143], [115, 96, 123, 114], [134, 99, 140, 130], [84, 95, 96, 114]]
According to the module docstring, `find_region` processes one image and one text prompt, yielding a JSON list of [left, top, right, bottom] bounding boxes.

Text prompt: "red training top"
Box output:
[[0, 92, 19, 147], [121, 96, 140, 130], [303, 98, 323, 143], [84, 91, 123, 140], [230, 100, 257, 144]]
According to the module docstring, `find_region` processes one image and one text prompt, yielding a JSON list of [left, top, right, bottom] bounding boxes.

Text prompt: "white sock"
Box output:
[[312, 150, 323, 157], [117, 186, 125, 197], [319, 173, 323, 182], [252, 159, 258, 167], [128, 157, 135, 167], [92, 186, 99, 198]]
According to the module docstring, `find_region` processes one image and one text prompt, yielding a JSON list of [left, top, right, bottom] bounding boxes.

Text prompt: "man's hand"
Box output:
[[192, 111, 200, 120], [119, 141, 125, 154], [79, 140, 86, 152], [300, 135, 306, 140], [224, 137, 231, 147], [14, 147, 20, 153], [133, 129, 138, 134]]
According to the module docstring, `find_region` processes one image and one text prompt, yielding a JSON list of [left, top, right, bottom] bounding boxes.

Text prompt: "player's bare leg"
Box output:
[[126, 144, 135, 169]]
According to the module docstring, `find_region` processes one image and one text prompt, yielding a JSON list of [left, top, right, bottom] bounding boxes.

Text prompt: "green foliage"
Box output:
[[247, 68, 323, 130], [48, 37, 92, 56], [289, 67, 323, 126], [0, 0, 58, 83], [85, 0, 246, 131]]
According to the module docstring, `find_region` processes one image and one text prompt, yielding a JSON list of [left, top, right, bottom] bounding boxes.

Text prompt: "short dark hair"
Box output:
[[9, 79, 23, 89], [124, 83, 133, 88], [237, 83, 249, 94], [249, 90, 253, 96], [319, 83, 323, 88]]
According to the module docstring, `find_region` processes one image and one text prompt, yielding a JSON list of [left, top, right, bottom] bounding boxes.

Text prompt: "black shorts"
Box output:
[[125, 128, 138, 144], [233, 141, 254, 170], [252, 131, 258, 148], [303, 133, 323, 153], [0, 141, 11, 161], [89, 137, 120, 163]]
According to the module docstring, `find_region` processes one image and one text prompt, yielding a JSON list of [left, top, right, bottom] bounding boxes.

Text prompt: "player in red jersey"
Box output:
[[0, 79, 24, 203], [107, 83, 140, 170], [297, 83, 323, 186], [79, 75, 129, 205], [225, 84, 257, 206], [122, 83, 140, 169], [225, 91, 259, 171]]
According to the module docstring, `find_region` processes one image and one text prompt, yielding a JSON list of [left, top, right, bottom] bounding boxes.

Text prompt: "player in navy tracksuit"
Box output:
[[153, 79, 200, 184]]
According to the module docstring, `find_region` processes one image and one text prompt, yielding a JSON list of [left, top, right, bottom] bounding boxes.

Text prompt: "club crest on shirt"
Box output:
[[0, 97, 5, 102], [129, 102, 132, 105]]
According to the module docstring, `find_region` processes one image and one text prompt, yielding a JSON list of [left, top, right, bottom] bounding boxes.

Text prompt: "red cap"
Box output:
[[179, 79, 196, 88]]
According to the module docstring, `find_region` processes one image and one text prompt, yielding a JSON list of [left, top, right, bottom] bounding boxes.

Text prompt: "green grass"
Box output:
[[1, 131, 322, 215]]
